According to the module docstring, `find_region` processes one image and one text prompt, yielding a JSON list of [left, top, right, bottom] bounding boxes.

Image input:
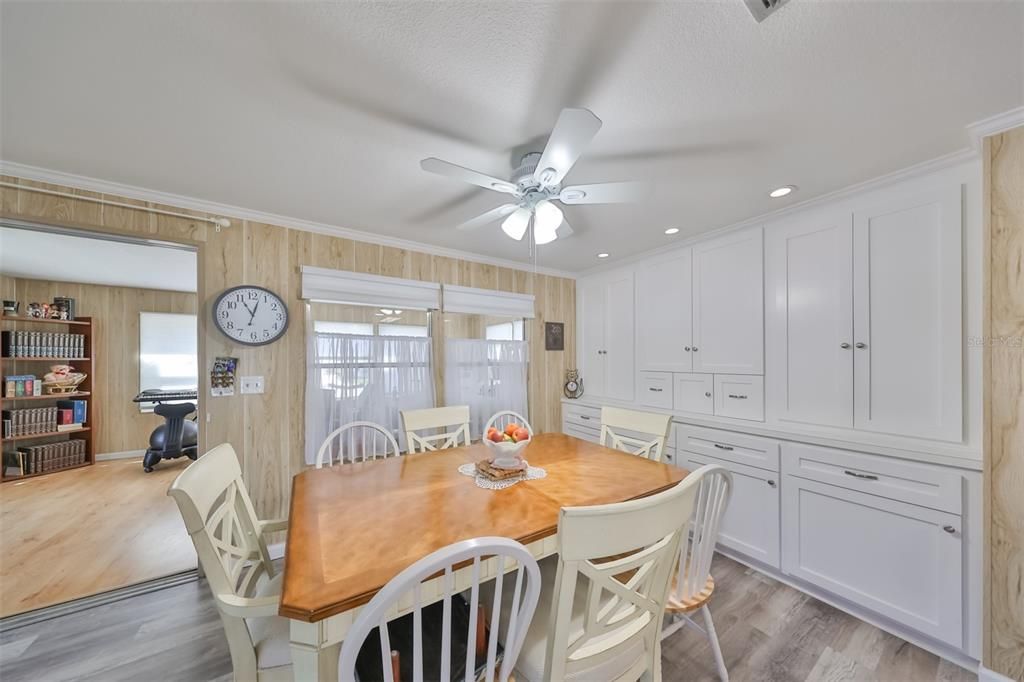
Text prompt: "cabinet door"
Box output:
[[692, 228, 764, 374], [765, 210, 853, 428], [714, 374, 764, 421], [685, 453, 780, 568], [853, 188, 962, 441], [673, 373, 714, 415], [603, 271, 635, 401], [782, 476, 963, 646], [578, 278, 607, 399], [636, 250, 692, 372]]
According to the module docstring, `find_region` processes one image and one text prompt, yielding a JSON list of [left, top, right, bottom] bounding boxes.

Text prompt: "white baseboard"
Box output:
[[978, 666, 1015, 682], [96, 449, 146, 461]]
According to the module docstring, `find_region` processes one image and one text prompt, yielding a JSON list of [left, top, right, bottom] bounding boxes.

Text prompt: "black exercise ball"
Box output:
[[148, 419, 199, 450]]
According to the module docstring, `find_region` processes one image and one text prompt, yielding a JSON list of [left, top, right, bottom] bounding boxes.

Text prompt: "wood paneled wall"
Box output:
[[983, 126, 1024, 680], [0, 177, 575, 527], [0, 276, 197, 456]]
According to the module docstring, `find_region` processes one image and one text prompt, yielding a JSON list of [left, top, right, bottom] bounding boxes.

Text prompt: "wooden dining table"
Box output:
[[280, 432, 689, 681]]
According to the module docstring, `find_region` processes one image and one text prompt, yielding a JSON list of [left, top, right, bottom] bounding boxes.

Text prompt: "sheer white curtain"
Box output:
[[306, 332, 434, 463], [444, 339, 528, 439]]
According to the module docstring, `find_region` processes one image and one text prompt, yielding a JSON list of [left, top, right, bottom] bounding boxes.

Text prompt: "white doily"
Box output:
[[458, 461, 548, 490]]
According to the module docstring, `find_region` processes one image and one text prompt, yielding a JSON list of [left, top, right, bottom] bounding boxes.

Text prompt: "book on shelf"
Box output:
[[56, 423, 83, 433], [2, 330, 85, 359], [56, 399, 87, 425], [2, 407, 61, 437], [3, 375, 42, 398], [6, 439, 86, 476]]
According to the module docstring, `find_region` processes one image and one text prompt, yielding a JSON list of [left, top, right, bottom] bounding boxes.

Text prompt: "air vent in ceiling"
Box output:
[[743, 0, 790, 23]]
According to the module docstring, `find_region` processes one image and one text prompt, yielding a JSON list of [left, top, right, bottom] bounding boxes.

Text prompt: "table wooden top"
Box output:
[[279, 433, 689, 622]]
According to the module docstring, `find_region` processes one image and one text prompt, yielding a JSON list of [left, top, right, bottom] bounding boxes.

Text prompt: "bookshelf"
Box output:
[[1, 316, 96, 481]]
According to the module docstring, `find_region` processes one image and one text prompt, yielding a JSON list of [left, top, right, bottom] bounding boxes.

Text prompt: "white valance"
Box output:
[[442, 284, 535, 318], [301, 266, 441, 310]]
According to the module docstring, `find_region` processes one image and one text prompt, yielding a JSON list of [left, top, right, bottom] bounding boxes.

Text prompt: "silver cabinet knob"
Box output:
[[685, 346, 691, 352], [840, 342, 851, 349], [767, 479, 777, 488], [704, 391, 712, 398], [855, 342, 867, 349], [692, 346, 699, 352], [943, 525, 957, 534]]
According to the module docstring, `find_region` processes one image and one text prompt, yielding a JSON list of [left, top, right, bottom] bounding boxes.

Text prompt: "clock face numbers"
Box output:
[[214, 287, 289, 346]]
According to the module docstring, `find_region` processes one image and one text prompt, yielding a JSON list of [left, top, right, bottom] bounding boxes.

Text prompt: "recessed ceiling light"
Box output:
[[769, 185, 797, 198], [664, 228, 680, 235], [597, 253, 609, 259]]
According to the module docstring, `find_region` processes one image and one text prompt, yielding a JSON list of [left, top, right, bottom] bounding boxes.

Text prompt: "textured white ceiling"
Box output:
[[1, 1, 1021, 272], [0, 227, 197, 293]]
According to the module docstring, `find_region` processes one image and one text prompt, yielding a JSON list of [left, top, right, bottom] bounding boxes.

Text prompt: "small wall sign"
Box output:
[[545, 322, 564, 351]]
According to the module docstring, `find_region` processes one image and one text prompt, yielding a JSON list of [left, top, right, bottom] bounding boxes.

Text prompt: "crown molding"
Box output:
[[0, 160, 577, 280], [576, 146, 979, 277], [967, 106, 1024, 150]]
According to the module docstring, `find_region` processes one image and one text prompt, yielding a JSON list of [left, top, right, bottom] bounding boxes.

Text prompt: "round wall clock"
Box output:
[[213, 285, 289, 346]]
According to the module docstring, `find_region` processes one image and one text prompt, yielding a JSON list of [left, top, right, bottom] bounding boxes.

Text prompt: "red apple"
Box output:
[[488, 430, 505, 443], [504, 422, 520, 437], [513, 428, 530, 442]]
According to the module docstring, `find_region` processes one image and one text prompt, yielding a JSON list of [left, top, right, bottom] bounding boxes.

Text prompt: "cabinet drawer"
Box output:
[[673, 373, 714, 415], [714, 374, 764, 421], [639, 372, 674, 409], [781, 443, 963, 515], [782, 476, 963, 646], [676, 424, 780, 472], [563, 403, 600, 430], [684, 452, 780, 568], [563, 421, 600, 444]]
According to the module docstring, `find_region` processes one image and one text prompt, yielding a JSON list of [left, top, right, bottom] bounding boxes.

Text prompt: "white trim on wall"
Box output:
[[301, 266, 441, 309], [0, 160, 576, 280], [966, 106, 1024, 150], [441, 284, 535, 318], [977, 666, 1015, 682]]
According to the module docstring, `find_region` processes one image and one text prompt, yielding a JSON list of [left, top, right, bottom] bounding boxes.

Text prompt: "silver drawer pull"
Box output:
[[844, 469, 878, 481], [727, 394, 748, 400], [767, 479, 776, 488], [579, 415, 591, 421], [713, 443, 734, 451], [943, 525, 957, 534], [649, 387, 664, 392]]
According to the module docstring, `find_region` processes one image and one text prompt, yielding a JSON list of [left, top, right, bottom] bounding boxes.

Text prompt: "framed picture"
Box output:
[[545, 322, 564, 351]]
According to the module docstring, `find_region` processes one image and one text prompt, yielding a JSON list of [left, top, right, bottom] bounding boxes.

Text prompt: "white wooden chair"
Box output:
[[315, 420, 401, 468], [401, 405, 471, 453], [338, 536, 542, 682], [484, 410, 533, 437], [487, 474, 701, 681], [599, 405, 673, 462], [167, 443, 291, 682], [661, 464, 734, 681]]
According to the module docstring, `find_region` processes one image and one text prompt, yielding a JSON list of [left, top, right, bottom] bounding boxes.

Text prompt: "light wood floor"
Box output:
[[0, 457, 196, 617], [0, 554, 975, 682]]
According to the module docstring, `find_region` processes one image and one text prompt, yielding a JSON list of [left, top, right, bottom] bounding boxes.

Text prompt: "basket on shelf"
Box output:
[[41, 364, 87, 395]]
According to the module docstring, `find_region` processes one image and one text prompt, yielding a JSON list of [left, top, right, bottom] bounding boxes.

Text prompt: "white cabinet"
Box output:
[[852, 189, 962, 441], [692, 229, 764, 375], [638, 371, 673, 409], [766, 187, 962, 441], [673, 373, 714, 415], [714, 374, 765, 421], [684, 451, 780, 568], [765, 208, 854, 428], [636, 251, 692, 372], [578, 271, 635, 402], [782, 475, 963, 646]]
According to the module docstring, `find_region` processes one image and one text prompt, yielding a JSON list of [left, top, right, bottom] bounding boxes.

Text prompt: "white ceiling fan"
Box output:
[[420, 108, 642, 245]]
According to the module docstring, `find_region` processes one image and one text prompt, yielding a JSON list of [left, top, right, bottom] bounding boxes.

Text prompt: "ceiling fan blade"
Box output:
[[556, 218, 574, 239], [456, 204, 518, 231], [533, 108, 602, 187], [559, 181, 645, 205], [420, 158, 518, 194]]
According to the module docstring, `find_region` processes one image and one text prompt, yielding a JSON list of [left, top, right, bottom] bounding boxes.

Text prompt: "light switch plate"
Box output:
[[240, 375, 265, 394]]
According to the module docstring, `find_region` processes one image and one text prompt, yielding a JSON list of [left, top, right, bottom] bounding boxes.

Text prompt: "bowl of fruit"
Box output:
[[484, 423, 531, 469]]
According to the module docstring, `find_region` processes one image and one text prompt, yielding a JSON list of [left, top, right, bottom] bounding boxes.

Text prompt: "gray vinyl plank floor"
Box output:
[[0, 554, 975, 682]]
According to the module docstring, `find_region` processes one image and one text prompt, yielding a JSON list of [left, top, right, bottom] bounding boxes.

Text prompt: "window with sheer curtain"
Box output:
[[444, 313, 528, 439], [305, 303, 434, 463]]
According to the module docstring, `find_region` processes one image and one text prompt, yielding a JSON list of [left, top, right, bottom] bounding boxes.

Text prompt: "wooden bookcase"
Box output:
[[0, 315, 96, 481]]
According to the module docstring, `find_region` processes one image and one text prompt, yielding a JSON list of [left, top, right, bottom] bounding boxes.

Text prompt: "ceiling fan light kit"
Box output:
[[420, 107, 644, 247]]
